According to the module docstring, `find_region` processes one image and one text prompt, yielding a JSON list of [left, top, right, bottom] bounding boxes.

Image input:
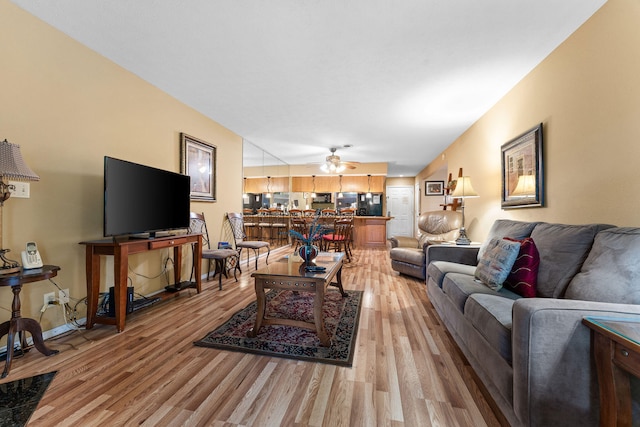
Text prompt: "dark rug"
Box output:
[[0, 371, 57, 427], [195, 288, 362, 367]]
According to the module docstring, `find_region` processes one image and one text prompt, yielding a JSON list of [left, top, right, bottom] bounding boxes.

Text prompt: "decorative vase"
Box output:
[[298, 244, 319, 264]]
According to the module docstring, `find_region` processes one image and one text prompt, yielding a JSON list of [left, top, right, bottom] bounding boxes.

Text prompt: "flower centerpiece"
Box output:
[[288, 216, 329, 264]]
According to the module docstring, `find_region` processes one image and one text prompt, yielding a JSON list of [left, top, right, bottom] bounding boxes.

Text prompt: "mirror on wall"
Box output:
[[242, 139, 290, 212]]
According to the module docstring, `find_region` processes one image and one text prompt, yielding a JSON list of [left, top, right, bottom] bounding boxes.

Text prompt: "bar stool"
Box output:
[[269, 208, 287, 245], [243, 209, 258, 240], [257, 208, 272, 242]]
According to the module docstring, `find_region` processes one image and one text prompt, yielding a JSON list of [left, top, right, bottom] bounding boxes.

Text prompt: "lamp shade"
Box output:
[[0, 139, 40, 181], [451, 176, 478, 198], [511, 174, 536, 197]]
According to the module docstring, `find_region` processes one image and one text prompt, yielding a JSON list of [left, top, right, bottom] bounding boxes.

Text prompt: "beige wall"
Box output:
[[0, 2, 243, 333], [417, 0, 640, 242]]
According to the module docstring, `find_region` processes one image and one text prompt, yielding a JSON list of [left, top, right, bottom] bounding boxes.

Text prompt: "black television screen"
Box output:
[[104, 156, 191, 238]]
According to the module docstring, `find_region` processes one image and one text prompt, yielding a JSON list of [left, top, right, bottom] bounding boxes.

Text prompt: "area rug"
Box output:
[[195, 288, 362, 367], [0, 371, 57, 427]]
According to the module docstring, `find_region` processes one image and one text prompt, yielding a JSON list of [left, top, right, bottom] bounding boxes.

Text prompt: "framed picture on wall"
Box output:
[[501, 123, 543, 209], [425, 180, 445, 196], [180, 133, 216, 202]]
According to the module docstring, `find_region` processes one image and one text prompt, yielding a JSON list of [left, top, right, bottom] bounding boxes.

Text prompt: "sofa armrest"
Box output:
[[511, 298, 640, 426], [425, 244, 479, 266], [389, 236, 419, 249]]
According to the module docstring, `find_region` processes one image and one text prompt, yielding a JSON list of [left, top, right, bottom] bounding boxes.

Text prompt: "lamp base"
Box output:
[[0, 248, 20, 275], [455, 228, 472, 246]]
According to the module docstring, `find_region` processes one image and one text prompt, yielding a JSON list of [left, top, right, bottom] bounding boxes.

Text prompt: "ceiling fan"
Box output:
[[319, 147, 359, 173]]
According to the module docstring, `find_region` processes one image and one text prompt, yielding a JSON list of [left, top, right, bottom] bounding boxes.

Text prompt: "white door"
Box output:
[[386, 186, 414, 238]]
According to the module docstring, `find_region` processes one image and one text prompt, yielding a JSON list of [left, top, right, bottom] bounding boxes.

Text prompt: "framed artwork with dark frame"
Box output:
[[180, 133, 216, 202], [501, 123, 543, 209], [425, 180, 445, 196]]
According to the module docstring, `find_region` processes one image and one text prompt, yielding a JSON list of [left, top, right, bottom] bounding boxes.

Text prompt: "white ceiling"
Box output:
[[13, 0, 606, 176]]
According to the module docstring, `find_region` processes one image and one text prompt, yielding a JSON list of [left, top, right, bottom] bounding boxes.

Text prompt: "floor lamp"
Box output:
[[450, 176, 478, 245], [0, 139, 40, 275]]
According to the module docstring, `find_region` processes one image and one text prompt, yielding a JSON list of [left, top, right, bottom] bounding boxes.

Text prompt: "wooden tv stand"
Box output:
[[80, 233, 202, 332]]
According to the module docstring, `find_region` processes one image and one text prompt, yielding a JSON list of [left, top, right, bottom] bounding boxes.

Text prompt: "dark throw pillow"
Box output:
[[503, 237, 540, 298], [474, 238, 521, 291]]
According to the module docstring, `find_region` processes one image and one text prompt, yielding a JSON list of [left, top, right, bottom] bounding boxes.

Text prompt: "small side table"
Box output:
[[582, 316, 640, 427], [0, 265, 61, 378]]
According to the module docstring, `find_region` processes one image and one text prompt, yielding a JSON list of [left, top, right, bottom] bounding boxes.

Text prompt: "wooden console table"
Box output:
[[583, 316, 640, 427], [0, 265, 61, 378], [80, 234, 202, 333]]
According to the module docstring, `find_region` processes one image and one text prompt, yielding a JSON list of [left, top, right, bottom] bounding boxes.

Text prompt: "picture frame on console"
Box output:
[[425, 180, 444, 196], [501, 123, 543, 209], [181, 133, 216, 202]]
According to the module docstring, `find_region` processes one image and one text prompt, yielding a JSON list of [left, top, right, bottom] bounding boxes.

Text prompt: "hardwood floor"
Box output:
[[2, 246, 501, 426]]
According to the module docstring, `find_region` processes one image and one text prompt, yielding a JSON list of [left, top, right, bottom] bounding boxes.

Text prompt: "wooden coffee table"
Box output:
[[249, 252, 347, 346]]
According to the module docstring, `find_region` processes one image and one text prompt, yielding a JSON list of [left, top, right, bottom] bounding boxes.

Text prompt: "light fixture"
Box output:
[[338, 175, 344, 198], [242, 177, 248, 200], [450, 176, 479, 245], [0, 139, 40, 275], [320, 148, 347, 173], [265, 176, 272, 199], [366, 174, 372, 199], [311, 175, 316, 198], [511, 174, 536, 197]]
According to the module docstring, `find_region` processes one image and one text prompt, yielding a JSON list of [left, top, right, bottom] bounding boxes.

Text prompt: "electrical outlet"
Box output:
[[44, 292, 56, 306], [8, 180, 30, 198], [59, 289, 70, 304]]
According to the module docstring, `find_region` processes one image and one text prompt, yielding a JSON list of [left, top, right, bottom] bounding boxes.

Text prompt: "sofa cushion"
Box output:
[[475, 238, 521, 291], [427, 261, 476, 289], [389, 247, 424, 266], [477, 219, 539, 261], [530, 223, 613, 298], [464, 294, 516, 365], [565, 227, 640, 304], [442, 272, 520, 313], [503, 237, 540, 298]]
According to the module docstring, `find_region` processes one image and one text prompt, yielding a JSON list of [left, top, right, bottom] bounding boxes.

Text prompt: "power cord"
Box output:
[[43, 278, 86, 329]]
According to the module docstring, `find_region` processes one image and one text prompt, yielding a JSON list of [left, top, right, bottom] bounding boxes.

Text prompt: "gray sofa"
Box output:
[[426, 219, 640, 426], [389, 210, 461, 279]]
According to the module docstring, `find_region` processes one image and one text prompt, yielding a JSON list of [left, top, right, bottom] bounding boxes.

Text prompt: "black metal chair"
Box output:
[[189, 212, 239, 290], [227, 212, 270, 270]]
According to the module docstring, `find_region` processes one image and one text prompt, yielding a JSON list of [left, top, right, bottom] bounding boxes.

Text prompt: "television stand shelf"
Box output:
[[80, 233, 202, 333]]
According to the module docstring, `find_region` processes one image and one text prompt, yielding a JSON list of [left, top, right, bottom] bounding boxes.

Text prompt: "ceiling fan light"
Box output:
[[320, 163, 329, 172], [336, 164, 345, 173]]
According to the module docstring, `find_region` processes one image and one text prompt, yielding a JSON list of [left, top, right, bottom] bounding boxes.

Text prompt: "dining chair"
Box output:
[[321, 218, 353, 261], [227, 212, 270, 270], [189, 212, 240, 290]]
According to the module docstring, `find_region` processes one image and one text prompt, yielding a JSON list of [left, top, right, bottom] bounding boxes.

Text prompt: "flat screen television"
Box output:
[[104, 156, 191, 238]]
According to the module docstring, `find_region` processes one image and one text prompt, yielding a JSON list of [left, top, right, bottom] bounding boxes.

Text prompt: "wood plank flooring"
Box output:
[[2, 246, 502, 426]]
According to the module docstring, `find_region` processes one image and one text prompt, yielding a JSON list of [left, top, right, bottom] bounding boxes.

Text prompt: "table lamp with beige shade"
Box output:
[[0, 139, 40, 275], [450, 176, 479, 245]]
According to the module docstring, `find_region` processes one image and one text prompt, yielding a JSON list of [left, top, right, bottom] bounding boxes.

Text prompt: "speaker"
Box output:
[[108, 286, 134, 317]]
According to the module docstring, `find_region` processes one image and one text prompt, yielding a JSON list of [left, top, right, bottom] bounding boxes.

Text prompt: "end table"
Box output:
[[0, 265, 61, 378], [583, 316, 640, 427]]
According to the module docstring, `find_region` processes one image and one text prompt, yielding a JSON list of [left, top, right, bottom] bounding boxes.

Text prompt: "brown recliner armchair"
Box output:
[[389, 210, 462, 280]]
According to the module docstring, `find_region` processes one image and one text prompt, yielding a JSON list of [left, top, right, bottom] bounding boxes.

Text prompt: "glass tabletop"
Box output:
[[583, 316, 640, 347], [252, 252, 345, 279]]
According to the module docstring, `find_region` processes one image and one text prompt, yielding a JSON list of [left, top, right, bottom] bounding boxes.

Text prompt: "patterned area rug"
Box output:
[[195, 288, 362, 367]]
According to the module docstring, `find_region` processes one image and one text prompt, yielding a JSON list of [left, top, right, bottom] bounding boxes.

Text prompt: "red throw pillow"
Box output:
[[502, 237, 539, 298]]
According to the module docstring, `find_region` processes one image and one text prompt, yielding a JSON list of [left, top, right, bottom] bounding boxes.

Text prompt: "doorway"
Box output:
[[386, 186, 414, 238]]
